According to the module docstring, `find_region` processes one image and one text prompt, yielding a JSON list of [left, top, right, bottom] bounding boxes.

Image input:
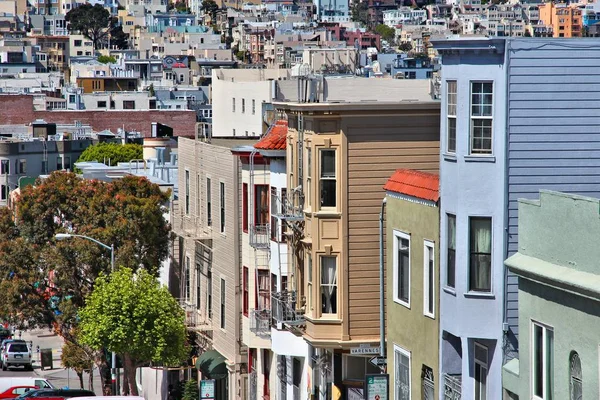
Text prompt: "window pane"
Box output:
[[320, 180, 336, 207], [395, 351, 410, 400], [397, 237, 409, 303], [447, 214, 456, 288], [427, 246, 434, 315], [448, 118, 456, 153], [320, 256, 337, 314], [469, 217, 492, 292], [546, 329, 553, 400], [534, 324, 543, 397], [321, 150, 335, 178]]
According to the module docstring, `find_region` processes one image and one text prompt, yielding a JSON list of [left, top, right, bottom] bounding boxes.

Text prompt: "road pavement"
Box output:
[[0, 328, 103, 394]]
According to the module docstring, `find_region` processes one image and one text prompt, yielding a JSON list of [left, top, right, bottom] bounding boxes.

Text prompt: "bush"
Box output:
[[76, 142, 143, 167], [181, 380, 198, 400], [97, 55, 117, 64]]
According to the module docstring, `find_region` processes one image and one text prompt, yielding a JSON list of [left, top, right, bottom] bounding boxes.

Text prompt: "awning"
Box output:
[[195, 350, 227, 379]]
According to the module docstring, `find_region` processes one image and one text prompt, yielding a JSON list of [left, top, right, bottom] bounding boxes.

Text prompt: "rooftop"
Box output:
[[383, 168, 439, 202], [254, 120, 287, 151]]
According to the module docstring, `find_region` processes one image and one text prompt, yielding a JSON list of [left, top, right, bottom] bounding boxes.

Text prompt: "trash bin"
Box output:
[[40, 348, 53, 371]]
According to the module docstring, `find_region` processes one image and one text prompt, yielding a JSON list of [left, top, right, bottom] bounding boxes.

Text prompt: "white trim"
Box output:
[[423, 240, 435, 319], [474, 342, 488, 400], [385, 191, 437, 207], [469, 80, 494, 155], [393, 344, 411, 400], [393, 230, 411, 309], [467, 216, 493, 294], [531, 320, 554, 400]]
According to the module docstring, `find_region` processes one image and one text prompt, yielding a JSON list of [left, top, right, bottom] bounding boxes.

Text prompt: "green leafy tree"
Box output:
[[398, 41, 413, 53], [80, 268, 188, 396], [374, 24, 396, 43], [97, 55, 117, 64], [351, 1, 368, 25], [66, 4, 111, 50], [181, 380, 199, 400], [201, 0, 219, 21], [61, 330, 95, 391], [75, 143, 143, 167], [0, 172, 170, 394]]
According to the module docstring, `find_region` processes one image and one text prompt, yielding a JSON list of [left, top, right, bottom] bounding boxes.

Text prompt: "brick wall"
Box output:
[[0, 95, 196, 137]]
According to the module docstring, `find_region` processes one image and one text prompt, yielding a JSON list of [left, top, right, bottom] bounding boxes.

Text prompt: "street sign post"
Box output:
[[364, 374, 389, 400], [369, 357, 387, 368], [200, 379, 216, 400]]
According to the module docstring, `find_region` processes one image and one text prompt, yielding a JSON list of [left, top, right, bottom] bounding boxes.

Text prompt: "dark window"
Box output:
[[243, 267, 249, 316], [220, 278, 226, 329], [243, 183, 248, 232], [206, 177, 211, 226], [97, 100, 107, 108], [123, 100, 135, 109], [469, 217, 492, 292], [320, 150, 336, 208], [220, 182, 225, 233], [255, 185, 269, 225], [447, 214, 456, 288]]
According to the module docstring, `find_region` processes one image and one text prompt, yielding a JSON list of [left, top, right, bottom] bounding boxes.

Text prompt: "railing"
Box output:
[[271, 291, 304, 325], [443, 373, 461, 400], [274, 191, 304, 221], [249, 224, 270, 249], [250, 308, 271, 336], [178, 298, 197, 327]]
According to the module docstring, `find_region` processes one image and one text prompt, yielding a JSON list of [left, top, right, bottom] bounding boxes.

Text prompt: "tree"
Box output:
[[201, 0, 219, 22], [97, 55, 117, 64], [181, 380, 199, 400], [351, 1, 368, 26], [374, 24, 396, 43], [398, 41, 413, 53], [66, 4, 111, 50], [61, 330, 95, 391], [80, 268, 189, 396], [0, 172, 171, 394], [75, 143, 143, 167]]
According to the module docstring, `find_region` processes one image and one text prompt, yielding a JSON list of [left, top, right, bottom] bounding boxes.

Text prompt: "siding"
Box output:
[[506, 40, 600, 340], [345, 111, 440, 338]]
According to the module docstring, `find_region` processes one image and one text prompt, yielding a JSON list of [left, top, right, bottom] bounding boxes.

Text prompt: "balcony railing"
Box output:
[[249, 224, 270, 249], [250, 308, 271, 336], [274, 191, 304, 221], [178, 298, 197, 327], [271, 291, 304, 325], [443, 373, 461, 400]]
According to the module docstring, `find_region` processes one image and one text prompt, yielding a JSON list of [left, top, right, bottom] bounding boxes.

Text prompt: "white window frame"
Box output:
[[393, 230, 411, 308], [474, 342, 488, 400], [319, 148, 337, 210], [394, 344, 411, 400], [446, 80, 457, 154], [469, 81, 494, 155], [423, 240, 435, 319], [532, 321, 554, 400], [319, 255, 338, 317]]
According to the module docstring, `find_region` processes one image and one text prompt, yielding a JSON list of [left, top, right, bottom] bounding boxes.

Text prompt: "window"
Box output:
[[64, 156, 71, 170], [184, 256, 191, 301], [56, 156, 63, 171], [394, 345, 410, 400], [232, 97, 235, 112], [184, 170, 190, 215], [319, 150, 336, 208], [18, 159, 26, 174], [270, 187, 278, 241], [220, 278, 226, 329], [252, 99, 256, 114], [306, 252, 312, 312], [206, 177, 212, 226], [0, 160, 8, 175], [255, 185, 269, 225], [474, 343, 488, 400], [393, 231, 410, 307], [0, 185, 6, 201], [447, 214, 456, 288], [470, 82, 493, 154], [123, 100, 135, 109], [243, 267, 249, 316], [280, 188, 287, 241], [196, 260, 201, 310], [256, 270, 270, 310], [424, 241, 434, 318], [207, 270, 212, 319], [569, 352, 581, 400], [306, 147, 312, 208], [447, 80, 457, 153], [220, 182, 225, 233], [97, 100, 107, 108], [242, 98, 245, 113], [243, 183, 248, 232], [233, 129, 236, 136], [469, 217, 492, 292], [532, 322, 553, 400], [320, 256, 337, 315], [196, 174, 201, 217]]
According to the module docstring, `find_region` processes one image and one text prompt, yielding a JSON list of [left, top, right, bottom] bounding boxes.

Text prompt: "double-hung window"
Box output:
[[469, 217, 492, 292], [256, 270, 270, 310], [206, 177, 212, 226], [447, 214, 456, 289], [447, 80, 457, 153], [184, 256, 191, 301], [393, 231, 410, 307], [474, 343, 488, 400], [220, 278, 226, 329], [470, 82, 493, 154], [423, 241, 434, 318], [319, 150, 336, 208], [184, 170, 190, 215], [394, 345, 410, 400], [532, 322, 553, 400], [306, 252, 313, 312], [320, 256, 337, 315], [242, 266, 249, 316], [220, 182, 225, 233]]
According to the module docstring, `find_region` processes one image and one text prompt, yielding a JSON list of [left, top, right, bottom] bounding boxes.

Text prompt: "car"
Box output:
[[0, 330, 12, 343], [1, 342, 32, 371], [0, 379, 52, 394], [0, 386, 37, 399], [16, 389, 95, 399]]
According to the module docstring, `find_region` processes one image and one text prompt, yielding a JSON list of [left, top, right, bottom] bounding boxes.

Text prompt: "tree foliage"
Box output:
[[181, 380, 199, 400], [61, 331, 95, 390], [66, 4, 111, 50], [80, 268, 188, 396], [351, 1, 368, 26], [374, 24, 396, 43], [75, 142, 143, 167], [201, 0, 219, 21], [97, 55, 117, 64]]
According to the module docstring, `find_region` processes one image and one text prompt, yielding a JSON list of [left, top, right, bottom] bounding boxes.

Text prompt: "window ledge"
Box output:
[[393, 299, 411, 309], [313, 211, 342, 218], [304, 316, 342, 324], [442, 287, 456, 296], [464, 291, 495, 299], [442, 153, 457, 162], [464, 155, 496, 163]]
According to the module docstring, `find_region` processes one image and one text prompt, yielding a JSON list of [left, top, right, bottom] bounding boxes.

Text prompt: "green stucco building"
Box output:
[[384, 169, 440, 400], [503, 190, 600, 399]]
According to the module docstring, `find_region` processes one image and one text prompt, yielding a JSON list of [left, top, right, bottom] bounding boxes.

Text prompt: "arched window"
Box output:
[[570, 351, 582, 400]]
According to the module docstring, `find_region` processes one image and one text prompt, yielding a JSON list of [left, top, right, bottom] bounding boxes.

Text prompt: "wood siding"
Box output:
[[345, 111, 440, 338], [506, 41, 600, 341]]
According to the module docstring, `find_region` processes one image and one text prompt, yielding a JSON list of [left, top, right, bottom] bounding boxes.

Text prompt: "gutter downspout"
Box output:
[[379, 197, 387, 359]]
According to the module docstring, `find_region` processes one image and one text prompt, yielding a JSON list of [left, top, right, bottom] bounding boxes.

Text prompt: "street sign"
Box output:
[[200, 379, 215, 400], [364, 374, 389, 400], [369, 357, 387, 368], [351, 346, 380, 355]]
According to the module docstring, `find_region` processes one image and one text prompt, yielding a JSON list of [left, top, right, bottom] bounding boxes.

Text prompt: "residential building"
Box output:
[[503, 190, 600, 399], [538, 2, 583, 37], [69, 34, 93, 57], [76, 76, 139, 93], [384, 169, 440, 400], [30, 35, 70, 72], [273, 79, 439, 398]]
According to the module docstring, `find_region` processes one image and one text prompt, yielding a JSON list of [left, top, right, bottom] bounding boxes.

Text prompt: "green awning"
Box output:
[[196, 350, 227, 379]]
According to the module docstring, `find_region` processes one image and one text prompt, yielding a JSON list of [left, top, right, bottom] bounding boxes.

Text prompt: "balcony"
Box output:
[[250, 308, 271, 336], [249, 224, 270, 249], [443, 373, 461, 400], [271, 291, 304, 326], [274, 190, 304, 221], [178, 298, 197, 327]]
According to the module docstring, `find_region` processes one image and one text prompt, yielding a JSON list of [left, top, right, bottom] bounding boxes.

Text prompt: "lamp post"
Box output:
[[54, 233, 117, 395]]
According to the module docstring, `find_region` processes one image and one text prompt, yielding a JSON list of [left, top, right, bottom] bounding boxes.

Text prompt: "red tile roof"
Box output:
[[383, 169, 440, 202], [254, 120, 288, 151]]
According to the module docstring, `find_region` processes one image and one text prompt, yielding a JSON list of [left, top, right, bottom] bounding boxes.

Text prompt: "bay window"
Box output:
[[319, 150, 336, 208], [447, 80, 457, 153]]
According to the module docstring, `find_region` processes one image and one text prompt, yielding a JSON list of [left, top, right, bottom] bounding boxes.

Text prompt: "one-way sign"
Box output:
[[369, 356, 387, 368]]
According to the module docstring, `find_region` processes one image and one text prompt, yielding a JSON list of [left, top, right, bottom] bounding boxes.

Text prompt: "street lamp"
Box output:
[[55, 233, 117, 394]]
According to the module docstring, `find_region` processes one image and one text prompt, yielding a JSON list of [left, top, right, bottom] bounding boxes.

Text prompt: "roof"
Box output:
[[383, 169, 439, 202], [254, 120, 287, 150]]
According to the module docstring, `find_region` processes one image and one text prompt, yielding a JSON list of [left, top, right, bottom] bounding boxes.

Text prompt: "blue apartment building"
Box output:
[[432, 37, 600, 399]]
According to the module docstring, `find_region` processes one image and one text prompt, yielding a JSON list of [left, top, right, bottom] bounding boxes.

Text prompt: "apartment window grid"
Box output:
[[469, 217, 492, 292], [447, 214, 456, 288], [447, 80, 457, 153], [532, 321, 554, 400], [220, 182, 225, 233], [184, 170, 190, 215], [470, 82, 493, 154], [220, 278, 226, 329], [319, 149, 336, 208], [320, 255, 337, 315], [393, 231, 410, 307], [394, 345, 410, 400], [474, 343, 488, 400], [423, 241, 434, 318]]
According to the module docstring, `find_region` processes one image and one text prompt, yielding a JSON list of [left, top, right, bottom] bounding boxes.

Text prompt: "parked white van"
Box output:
[[0, 377, 54, 393]]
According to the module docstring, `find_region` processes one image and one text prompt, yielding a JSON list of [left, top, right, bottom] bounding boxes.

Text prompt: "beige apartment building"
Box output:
[[273, 81, 440, 398]]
